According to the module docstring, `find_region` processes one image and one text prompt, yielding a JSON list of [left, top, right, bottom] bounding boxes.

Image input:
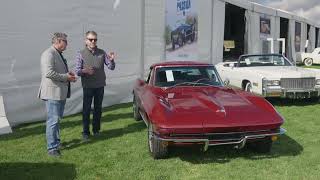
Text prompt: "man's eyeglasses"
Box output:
[[60, 39, 68, 44], [87, 38, 98, 42]]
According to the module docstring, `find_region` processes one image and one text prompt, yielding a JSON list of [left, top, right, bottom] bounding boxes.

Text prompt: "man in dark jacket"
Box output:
[[75, 31, 115, 140]]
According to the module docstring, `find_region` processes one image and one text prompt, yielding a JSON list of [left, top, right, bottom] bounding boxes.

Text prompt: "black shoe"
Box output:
[[82, 134, 90, 142], [93, 132, 100, 137], [48, 149, 61, 157]]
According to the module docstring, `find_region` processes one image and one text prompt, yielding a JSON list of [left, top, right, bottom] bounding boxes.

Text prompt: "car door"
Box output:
[[135, 67, 154, 117]]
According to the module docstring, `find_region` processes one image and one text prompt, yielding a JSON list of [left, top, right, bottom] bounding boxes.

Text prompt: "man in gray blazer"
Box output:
[[38, 32, 76, 157]]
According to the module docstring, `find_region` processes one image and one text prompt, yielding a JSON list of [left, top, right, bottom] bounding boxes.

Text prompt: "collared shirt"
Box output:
[[55, 48, 71, 98], [75, 47, 115, 77]]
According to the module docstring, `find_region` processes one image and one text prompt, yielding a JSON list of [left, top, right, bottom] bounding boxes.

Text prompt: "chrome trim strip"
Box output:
[[155, 128, 286, 151]]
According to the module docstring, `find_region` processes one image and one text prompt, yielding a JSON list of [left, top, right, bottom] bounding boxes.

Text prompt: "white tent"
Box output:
[[0, 0, 319, 134]]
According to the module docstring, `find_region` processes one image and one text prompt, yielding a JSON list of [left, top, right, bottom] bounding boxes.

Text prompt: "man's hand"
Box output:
[[67, 72, 77, 82], [107, 52, 115, 61], [82, 66, 94, 75]]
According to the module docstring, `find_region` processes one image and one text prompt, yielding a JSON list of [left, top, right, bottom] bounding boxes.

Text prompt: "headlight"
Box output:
[[265, 80, 280, 86], [316, 79, 320, 85]]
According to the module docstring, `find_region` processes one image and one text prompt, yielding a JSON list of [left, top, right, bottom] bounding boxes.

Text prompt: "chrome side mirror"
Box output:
[[224, 78, 230, 86]]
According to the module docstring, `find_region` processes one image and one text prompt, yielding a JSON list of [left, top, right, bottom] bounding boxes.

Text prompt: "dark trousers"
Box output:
[[82, 87, 104, 135]]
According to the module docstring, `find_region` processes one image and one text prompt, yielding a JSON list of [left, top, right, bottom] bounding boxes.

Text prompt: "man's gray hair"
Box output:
[[85, 31, 97, 37], [51, 32, 68, 44]]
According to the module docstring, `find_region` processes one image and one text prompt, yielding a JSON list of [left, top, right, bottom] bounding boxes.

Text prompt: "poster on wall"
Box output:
[[295, 22, 301, 52], [165, 0, 198, 61], [260, 15, 271, 39]]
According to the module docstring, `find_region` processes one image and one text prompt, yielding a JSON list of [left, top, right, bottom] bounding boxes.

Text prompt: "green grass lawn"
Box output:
[[299, 64, 320, 69], [1, 100, 320, 180]]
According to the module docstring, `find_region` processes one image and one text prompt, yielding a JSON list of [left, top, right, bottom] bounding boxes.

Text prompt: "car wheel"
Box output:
[[148, 124, 168, 159], [304, 58, 313, 66], [245, 82, 253, 93], [190, 32, 195, 42], [133, 95, 142, 121], [178, 35, 183, 47], [248, 138, 273, 153]]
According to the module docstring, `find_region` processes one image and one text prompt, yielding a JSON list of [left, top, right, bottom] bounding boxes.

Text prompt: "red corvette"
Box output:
[[133, 61, 286, 159]]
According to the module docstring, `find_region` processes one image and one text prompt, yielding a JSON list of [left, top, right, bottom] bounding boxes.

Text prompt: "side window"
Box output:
[[146, 67, 153, 84]]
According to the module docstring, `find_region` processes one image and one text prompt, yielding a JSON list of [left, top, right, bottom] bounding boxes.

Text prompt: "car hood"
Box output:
[[161, 87, 282, 133], [246, 66, 318, 79]]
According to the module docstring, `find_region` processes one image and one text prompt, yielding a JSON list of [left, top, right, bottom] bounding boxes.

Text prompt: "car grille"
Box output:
[[280, 78, 315, 89]]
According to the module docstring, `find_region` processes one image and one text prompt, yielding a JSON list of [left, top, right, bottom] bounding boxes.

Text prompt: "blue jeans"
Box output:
[[45, 99, 66, 151], [82, 87, 104, 135]]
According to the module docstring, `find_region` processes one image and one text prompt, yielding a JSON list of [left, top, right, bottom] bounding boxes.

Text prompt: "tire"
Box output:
[[245, 82, 253, 93], [148, 124, 168, 159], [248, 138, 273, 153], [190, 32, 195, 42], [178, 35, 184, 47], [133, 95, 142, 121], [304, 58, 313, 66]]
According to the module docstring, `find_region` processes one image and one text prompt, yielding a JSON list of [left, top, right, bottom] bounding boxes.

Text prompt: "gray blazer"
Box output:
[[38, 46, 69, 100]]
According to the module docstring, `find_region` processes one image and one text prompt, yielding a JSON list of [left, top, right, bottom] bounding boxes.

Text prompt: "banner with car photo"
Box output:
[[260, 15, 271, 54], [165, 0, 198, 61], [295, 22, 301, 52], [260, 15, 271, 39]]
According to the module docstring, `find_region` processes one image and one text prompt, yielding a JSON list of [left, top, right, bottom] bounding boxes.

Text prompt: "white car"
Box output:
[[298, 48, 320, 66], [216, 54, 320, 99]]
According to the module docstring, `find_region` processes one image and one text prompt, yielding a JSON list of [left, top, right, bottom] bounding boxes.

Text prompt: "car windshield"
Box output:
[[154, 66, 223, 88], [238, 55, 293, 67]]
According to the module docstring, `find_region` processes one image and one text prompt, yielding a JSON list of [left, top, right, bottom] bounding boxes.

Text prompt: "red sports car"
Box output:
[[133, 61, 286, 159]]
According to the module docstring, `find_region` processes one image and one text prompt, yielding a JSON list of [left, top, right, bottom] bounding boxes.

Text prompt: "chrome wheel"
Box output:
[[304, 58, 313, 66], [148, 124, 153, 152], [245, 82, 253, 93]]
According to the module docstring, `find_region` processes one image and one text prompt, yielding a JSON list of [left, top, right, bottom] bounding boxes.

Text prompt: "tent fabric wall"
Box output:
[[287, 19, 296, 62], [144, 0, 165, 77], [198, 0, 214, 63], [301, 22, 307, 53], [0, 0, 143, 126], [308, 26, 316, 52], [245, 10, 278, 54], [245, 10, 260, 54], [211, 0, 225, 64]]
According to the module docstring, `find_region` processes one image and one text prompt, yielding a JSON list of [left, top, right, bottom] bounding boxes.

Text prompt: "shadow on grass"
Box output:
[[169, 134, 303, 164], [61, 122, 146, 150], [0, 103, 134, 141], [267, 97, 320, 107], [0, 162, 76, 180]]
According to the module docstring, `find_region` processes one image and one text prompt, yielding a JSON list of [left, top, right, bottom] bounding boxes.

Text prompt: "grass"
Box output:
[[298, 64, 320, 69], [1, 100, 320, 180]]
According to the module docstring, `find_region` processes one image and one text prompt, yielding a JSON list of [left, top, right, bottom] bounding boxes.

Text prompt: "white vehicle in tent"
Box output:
[[216, 54, 320, 99], [298, 48, 320, 66]]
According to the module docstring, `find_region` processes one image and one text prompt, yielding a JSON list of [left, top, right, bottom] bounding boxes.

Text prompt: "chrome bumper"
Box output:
[[155, 128, 286, 151], [263, 86, 320, 98]]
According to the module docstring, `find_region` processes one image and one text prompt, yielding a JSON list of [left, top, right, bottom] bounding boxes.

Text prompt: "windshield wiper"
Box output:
[[164, 82, 194, 91], [165, 81, 217, 91]]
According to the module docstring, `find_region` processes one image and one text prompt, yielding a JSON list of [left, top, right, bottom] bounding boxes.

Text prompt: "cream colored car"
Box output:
[[216, 54, 320, 99], [298, 48, 320, 66]]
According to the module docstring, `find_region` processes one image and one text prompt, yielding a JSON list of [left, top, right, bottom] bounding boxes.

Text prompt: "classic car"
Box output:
[[171, 24, 195, 50], [133, 61, 285, 159], [297, 48, 320, 66], [216, 54, 320, 99]]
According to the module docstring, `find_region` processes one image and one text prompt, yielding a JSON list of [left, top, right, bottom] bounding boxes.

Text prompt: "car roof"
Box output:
[[151, 61, 212, 68]]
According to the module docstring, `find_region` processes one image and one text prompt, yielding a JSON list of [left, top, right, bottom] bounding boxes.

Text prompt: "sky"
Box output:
[[250, 0, 320, 25]]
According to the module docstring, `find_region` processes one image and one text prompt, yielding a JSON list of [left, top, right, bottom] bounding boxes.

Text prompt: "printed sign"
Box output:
[[165, 0, 198, 61], [260, 15, 271, 39]]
